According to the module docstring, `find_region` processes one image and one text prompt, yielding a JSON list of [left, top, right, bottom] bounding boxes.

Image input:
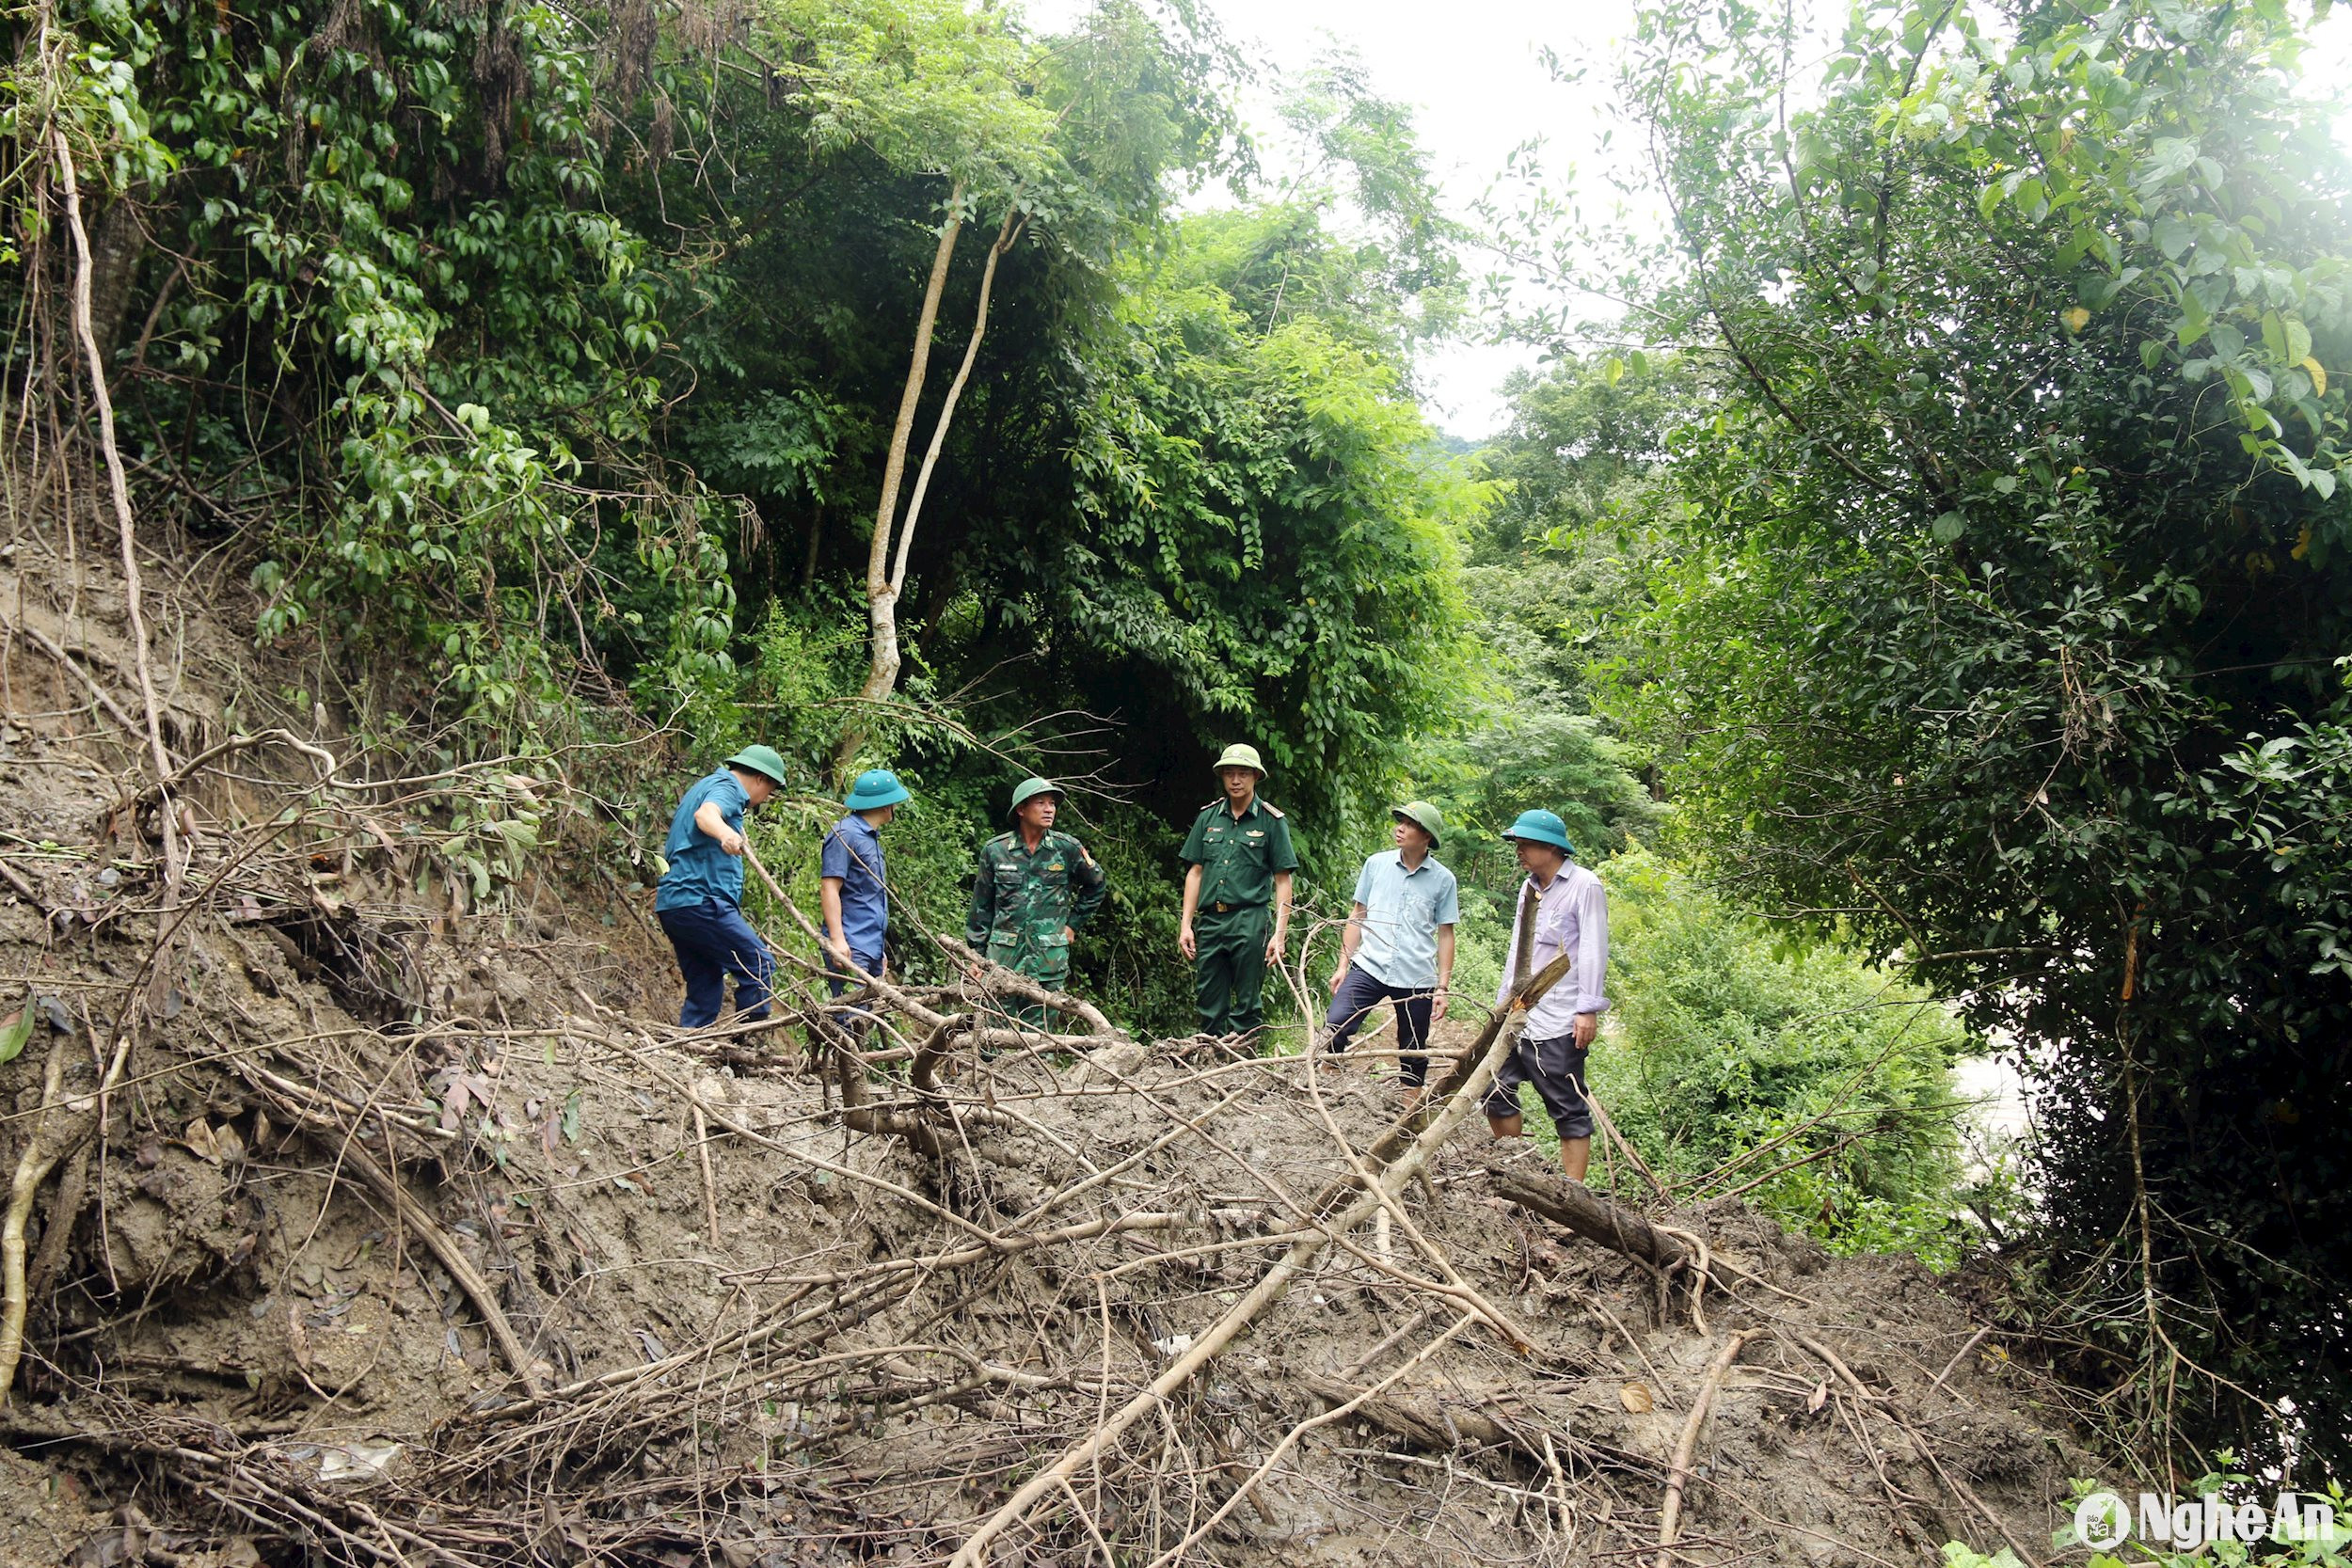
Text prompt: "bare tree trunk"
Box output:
[[1487, 1168, 1690, 1272], [833, 202, 1024, 785], [800, 503, 823, 591], [87, 194, 147, 364], [831, 184, 963, 787], [888, 207, 1024, 596]]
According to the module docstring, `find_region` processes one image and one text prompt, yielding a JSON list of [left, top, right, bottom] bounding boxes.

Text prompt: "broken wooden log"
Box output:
[[1487, 1166, 1691, 1274], [1299, 1372, 1536, 1458]]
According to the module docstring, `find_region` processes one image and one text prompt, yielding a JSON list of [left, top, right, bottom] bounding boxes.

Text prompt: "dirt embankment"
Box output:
[[0, 519, 2098, 1567]]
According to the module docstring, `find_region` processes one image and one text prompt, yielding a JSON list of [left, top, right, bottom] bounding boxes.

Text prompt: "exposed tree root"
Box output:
[[1657, 1328, 1756, 1566], [0, 1038, 72, 1407]]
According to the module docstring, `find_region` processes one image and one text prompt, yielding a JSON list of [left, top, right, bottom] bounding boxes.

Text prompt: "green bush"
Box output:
[[1586, 851, 1973, 1265]]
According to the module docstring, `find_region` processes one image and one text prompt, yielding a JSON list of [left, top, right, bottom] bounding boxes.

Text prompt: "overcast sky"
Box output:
[[1035, 0, 2352, 441], [1187, 0, 1649, 437]]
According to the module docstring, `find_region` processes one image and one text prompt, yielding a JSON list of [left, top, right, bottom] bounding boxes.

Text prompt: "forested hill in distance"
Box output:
[[3, 0, 2347, 1513]]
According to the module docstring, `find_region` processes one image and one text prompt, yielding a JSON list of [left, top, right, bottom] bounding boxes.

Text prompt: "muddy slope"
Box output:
[[0, 524, 2093, 1567]]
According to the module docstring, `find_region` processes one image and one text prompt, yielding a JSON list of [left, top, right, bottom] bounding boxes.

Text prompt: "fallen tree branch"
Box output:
[[1146, 1313, 1482, 1567], [939, 936, 1115, 1037], [1309, 952, 1576, 1219], [1790, 1332, 2042, 1567], [0, 615, 142, 734], [1657, 1328, 1757, 1567], [1586, 1085, 1669, 1200], [296, 1127, 546, 1399], [1296, 1365, 1550, 1463], [56, 128, 179, 882], [1489, 1166, 1691, 1274], [946, 953, 1577, 1566]]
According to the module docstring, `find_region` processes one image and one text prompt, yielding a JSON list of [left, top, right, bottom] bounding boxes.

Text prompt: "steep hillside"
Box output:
[[0, 519, 2093, 1566]]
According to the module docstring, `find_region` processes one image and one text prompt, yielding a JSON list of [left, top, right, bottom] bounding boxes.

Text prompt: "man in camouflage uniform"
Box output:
[[966, 778, 1108, 1017]]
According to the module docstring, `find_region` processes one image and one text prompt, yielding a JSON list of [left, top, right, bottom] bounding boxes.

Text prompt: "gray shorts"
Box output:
[[1483, 1033, 1594, 1139]]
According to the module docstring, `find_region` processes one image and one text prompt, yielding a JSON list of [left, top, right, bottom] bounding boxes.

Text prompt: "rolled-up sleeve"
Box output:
[[1494, 888, 1523, 1011], [1569, 875, 1610, 1015]]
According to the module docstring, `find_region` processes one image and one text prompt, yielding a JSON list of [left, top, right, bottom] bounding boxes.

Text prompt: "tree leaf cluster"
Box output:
[[1608, 0, 2352, 1466]]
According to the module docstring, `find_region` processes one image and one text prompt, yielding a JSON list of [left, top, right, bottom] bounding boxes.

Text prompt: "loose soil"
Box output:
[[0, 517, 2102, 1566]]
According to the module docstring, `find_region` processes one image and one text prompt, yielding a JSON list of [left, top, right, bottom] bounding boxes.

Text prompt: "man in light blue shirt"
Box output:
[[1485, 808, 1611, 1180], [1325, 801, 1459, 1113]]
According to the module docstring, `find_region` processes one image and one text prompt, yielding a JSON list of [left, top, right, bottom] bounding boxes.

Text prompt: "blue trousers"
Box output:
[[826, 947, 884, 1000], [1325, 962, 1436, 1087], [657, 898, 774, 1027]]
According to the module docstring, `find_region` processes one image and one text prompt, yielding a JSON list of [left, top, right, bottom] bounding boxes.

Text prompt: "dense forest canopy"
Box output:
[[1598, 0, 2352, 1469], [6, 0, 2348, 1486]]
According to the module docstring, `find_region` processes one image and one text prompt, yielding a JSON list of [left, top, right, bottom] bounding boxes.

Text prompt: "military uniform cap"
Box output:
[[1009, 777, 1063, 816], [1391, 800, 1445, 848], [724, 745, 787, 786], [1213, 743, 1266, 777]]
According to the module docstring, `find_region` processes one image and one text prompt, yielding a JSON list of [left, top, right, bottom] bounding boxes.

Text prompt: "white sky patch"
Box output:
[[1029, 0, 2352, 441]]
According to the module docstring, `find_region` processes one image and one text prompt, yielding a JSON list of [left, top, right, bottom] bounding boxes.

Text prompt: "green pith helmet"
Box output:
[[1392, 800, 1444, 848], [1214, 742, 1265, 777], [844, 768, 912, 811], [724, 745, 787, 786], [1009, 777, 1063, 817]]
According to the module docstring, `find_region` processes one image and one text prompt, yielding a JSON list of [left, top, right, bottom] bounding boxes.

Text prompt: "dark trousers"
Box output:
[[1325, 962, 1436, 1087], [657, 898, 773, 1028], [1193, 903, 1272, 1036], [985, 934, 1070, 1029]]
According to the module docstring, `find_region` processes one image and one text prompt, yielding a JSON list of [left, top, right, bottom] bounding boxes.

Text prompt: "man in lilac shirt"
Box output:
[[1485, 809, 1610, 1180]]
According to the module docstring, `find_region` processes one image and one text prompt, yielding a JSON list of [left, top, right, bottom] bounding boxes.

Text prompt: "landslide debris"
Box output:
[[0, 527, 2096, 1567]]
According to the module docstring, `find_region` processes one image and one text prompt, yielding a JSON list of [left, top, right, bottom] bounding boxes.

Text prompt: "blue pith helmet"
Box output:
[[845, 769, 912, 811], [1501, 808, 1574, 855]]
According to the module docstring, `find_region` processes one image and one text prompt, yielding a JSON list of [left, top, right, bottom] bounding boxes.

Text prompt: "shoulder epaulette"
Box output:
[[985, 832, 1014, 850], [1262, 802, 1285, 819], [1200, 800, 1223, 814]]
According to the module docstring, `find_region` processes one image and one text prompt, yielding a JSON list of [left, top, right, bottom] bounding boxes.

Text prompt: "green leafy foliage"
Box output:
[[1590, 852, 1973, 1265], [0, 992, 32, 1068], [15, 0, 745, 740], [1605, 0, 2352, 1465], [1060, 239, 1476, 853]]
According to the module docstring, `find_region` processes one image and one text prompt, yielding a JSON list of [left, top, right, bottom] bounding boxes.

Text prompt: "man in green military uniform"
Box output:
[[966, 778, 1109, 1009], [1178, 743, 1299, 1037]]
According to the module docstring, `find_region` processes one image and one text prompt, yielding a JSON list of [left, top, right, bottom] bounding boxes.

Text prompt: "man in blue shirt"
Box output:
[[654, 745, 788, 1028], [1325, 801, 1460, 1114], [820, 768, 911, 997]]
